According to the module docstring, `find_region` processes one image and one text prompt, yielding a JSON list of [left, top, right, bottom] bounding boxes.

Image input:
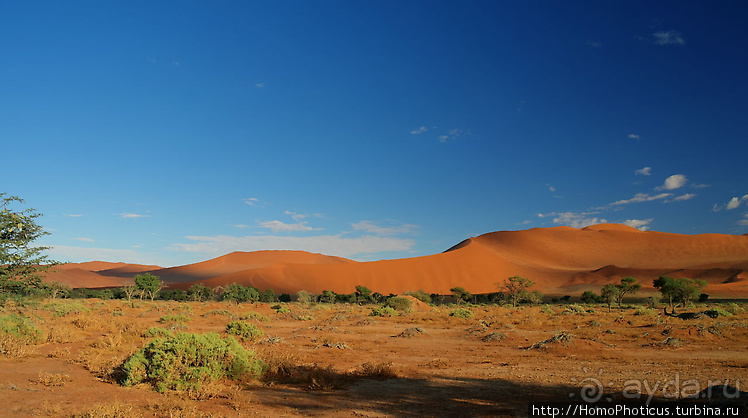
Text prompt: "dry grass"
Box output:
[[33, 371, 72, 387]]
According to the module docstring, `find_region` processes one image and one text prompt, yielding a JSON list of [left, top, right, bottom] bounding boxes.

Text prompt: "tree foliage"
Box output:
[[449, 287, 471, 304], [134, 273, 163, 301], [497, 276, 536, 307], [653, 276, 707, 313], [600, 284, 619, 312], [614, 276, 642, 307], [1, 194, 58, 295]]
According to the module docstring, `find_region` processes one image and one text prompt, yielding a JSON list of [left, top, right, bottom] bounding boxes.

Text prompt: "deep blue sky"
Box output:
[[3, 1, 747, 266]]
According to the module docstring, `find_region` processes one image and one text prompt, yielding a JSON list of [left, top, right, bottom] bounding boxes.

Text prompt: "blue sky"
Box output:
[[2, 1, 747, 267]]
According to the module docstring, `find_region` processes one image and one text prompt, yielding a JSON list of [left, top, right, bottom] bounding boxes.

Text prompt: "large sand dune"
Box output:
[[44, 224, 748, 297]]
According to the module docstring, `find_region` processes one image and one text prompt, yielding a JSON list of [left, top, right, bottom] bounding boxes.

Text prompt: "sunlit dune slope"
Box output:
[[170, 224, 748, 297]]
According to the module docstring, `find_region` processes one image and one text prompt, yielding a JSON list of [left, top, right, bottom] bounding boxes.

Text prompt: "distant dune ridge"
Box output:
[[44, 224, 748, 297]]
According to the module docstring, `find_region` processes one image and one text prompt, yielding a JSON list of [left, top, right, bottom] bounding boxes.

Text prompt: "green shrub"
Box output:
[[540, 306, 555, 315], [370, 306, 398, 317], [385, 297, 413, 313], [0, 314, 43, 342], [633, 306, 656, 316], [120, 332, 264, 392], [405, 290, 432, 304], [271, 305, 291, 314], [225, 321, 265, 341], [203, 309, 234, 318], [449, 308, 474, 319], [725, 303, 745, 315]]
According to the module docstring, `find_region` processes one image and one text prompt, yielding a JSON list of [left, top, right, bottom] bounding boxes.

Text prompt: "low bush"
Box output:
[[271, 305, 291, 314], [385, 297, 413, 313], [143, 327, 175, 338], [158, 314, 191, 324], [0, 314, 43, 356], [120, 332, 264, 392], [241, 311, 271, 322], [449, 308, 474, 319], [225, 321, 265, 341], [370, 306, 398, 317], [44, 301, 90, 317]]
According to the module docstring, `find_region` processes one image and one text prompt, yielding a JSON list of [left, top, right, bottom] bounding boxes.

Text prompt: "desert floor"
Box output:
[[1, 298, 747, 417]]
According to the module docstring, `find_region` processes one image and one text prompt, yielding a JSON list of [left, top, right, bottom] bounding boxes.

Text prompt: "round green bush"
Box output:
[[120, 332, 264, 392], [449, 308, 474, 319], [225, 320, 265, 341], [370, 306, 398, 317], [385, 297, 413, 312]]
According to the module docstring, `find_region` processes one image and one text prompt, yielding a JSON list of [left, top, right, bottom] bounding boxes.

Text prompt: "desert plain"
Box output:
[[1, 223, 747, 417]]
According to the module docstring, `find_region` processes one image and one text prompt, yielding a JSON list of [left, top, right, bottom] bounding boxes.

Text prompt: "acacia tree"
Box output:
[[498, 276, 536, 307], [653, 276, 707, 313], [450, 287, 471, 305], [1, 194, 58, 295], [600, 284, 620, 313], [614, 276, 642, 307], [134, 273, 162, 301]]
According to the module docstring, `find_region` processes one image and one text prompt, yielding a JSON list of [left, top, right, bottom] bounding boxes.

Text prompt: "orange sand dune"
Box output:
[[42, 268, 134, 288], [153, 251, 354, 284], [171, 223, 748, 297], [43, 224, 748, 297]]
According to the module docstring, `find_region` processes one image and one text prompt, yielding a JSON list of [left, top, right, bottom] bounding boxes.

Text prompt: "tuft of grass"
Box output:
[[352, 362, 397, 379], [158, 314, 191, 324], [527, 331, 575, 349], [271, 305, 291, 314], [481, 332, 506, 342], [225, 321, 265, 341], [143, 327, 175, 338], [393, 327, 427, 338], [634, 306, 656, 316], [44, 301, 90, 317], [241, 311, 271, 322], [120, 332, 264, 393], [203, 309, 234, 318], [34, 371, 71, 387]]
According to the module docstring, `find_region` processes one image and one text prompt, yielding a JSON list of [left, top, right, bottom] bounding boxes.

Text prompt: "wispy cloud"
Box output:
[[410, 126, 427, 135], [655, 174, 687, 191], [351, 220, 418, 236], [539, 212, 606, 228], [635, 167, 652, 176], [118, 213, 150, 219], [547, 184, 556, 192], [172, 234, 415, 259], [628, 133, 640, 140], [653, 30, 685, 45], [668, 193, 697, 202], [172, 60, 181, 67], [258, 220, 322, 233], [610, 193, 671, 206], [232, 224, 252, 229], [284, 210, 322, 221], [65, 214, 84, 218], [622, 219, 653, 231], [738, 214, 748, 226], [244, 197, 260, 207], [75, 237, 95, 243], [48, 245, 143, 264], [438, 128, 466, 143], [255, 82, 265, 88]]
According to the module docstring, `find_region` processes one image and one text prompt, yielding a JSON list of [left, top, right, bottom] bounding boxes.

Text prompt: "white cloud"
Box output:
[[119, 213, 150, 219], [550, 212, 607, 228], [172, 234, 415, 259], [628, 133, 640, 139], [610, 192, 671, 206], [75, 237, 95, 243], [65, 214, 83, 218], [244, 197, 260, 206], [738, 214, 748, 226], [726, 194, 748, 210], [410, 126, 427, 135], [653, 30, 685, 45], [635, 167, 652, 176], [257, 220, 322, 233], [172, 60, 181, 66], [351, 220, 418, 236], [547, 184, 556, 192], [622, 219, 653, 231], [284, 210, 322, 221], [232, 224, 251, 228], [655, 174, 687, 191], [255, 82, 265, 88], [669, 193, 697, 202]]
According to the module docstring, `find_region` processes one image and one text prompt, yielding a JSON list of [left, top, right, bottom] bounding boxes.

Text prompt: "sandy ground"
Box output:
[[1, 299, 747, 417]]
